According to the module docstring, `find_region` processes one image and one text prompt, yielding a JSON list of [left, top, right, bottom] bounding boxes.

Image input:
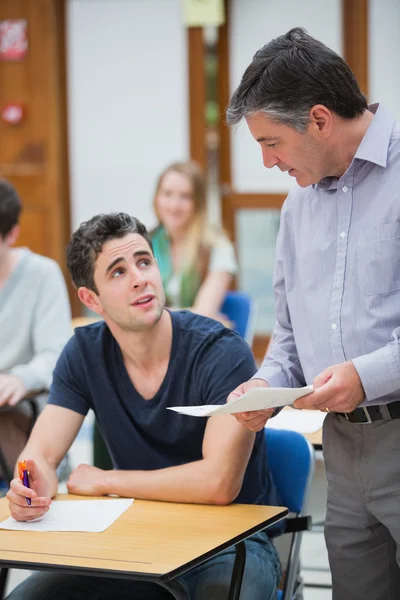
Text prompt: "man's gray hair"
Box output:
[[227, 27, 367, 131], [227, 104, 311, 133]]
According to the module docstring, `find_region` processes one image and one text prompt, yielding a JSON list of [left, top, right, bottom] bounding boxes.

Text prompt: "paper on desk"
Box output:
[[0, 498, 133, 533], [167, 385, 314, 417], [266, 407, 326, 434]]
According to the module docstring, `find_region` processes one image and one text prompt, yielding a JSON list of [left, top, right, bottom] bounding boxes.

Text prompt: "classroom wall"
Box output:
[[368, 0, 400, 120], [66, 0, 189, 231]]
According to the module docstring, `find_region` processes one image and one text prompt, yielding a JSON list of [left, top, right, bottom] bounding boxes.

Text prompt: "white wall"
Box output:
[[229, 0, 343, 193], [67, 0, 189, 230], [368, 0, 400, 120]]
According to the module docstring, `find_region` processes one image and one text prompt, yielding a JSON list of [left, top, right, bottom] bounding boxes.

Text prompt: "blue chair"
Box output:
[[220, 291, 257, 346], [265, 428, 315, 600]]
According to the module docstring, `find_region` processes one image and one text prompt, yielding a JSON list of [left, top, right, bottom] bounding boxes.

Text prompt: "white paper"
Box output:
[[167, 385, 314, 417], [266, 408, 326, 434], [0, 498, 133, 533]]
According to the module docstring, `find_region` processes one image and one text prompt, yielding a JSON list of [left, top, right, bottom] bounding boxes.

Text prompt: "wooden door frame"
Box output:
[[56, 0, 81, 317], [343, 0, 369, 96], [187, 28, 208, 173], [216, 0, 369, 360]]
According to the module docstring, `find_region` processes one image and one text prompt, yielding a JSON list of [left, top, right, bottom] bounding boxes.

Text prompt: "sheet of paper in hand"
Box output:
[[167, 385, 314, 417]]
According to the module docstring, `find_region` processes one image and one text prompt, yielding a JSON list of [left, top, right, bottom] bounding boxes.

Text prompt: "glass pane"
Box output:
[[236, 209, 280, 335]]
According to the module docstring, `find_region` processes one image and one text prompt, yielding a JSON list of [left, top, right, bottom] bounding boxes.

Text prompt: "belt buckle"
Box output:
[[361, 406, 372, 424]]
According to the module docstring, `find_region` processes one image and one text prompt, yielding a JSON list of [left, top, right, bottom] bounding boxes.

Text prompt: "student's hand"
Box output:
[[294, 361, 365, 413], [6, 459, 52, 521], [0, 373, 27, 407], [227, 379, 274, 432], [67, 464, 107, 496]]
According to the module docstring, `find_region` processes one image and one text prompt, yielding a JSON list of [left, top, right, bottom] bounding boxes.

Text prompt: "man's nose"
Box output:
[[262, 148, 279, 169], [131, 268, 147, 289], [167, 195, 182, 210]]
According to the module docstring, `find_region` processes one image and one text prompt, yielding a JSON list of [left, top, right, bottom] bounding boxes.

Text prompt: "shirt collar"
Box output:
[[354, 103, 394, 167], [315, 103, 395, 191]]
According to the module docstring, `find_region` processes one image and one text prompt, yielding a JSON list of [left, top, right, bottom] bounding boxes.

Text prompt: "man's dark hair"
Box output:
[[67, 213, 153, 293], [0, 179, 22, 238], [227, 27, 368, 131]]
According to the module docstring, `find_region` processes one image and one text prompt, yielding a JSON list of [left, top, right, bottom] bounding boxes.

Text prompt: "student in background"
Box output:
[[151, 160, 237, 319], [6, 213, 281, 600], [0, 179, 71, 479]]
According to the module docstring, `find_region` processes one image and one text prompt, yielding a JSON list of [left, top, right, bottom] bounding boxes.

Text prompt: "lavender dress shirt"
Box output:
[[256, 104, 400, 407]]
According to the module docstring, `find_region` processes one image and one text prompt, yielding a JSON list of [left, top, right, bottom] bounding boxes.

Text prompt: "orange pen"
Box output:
[[18, 459, 31, 506]]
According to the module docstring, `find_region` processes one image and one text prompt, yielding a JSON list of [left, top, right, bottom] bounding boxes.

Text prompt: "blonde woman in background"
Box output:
[[151, 160, 237, 320]]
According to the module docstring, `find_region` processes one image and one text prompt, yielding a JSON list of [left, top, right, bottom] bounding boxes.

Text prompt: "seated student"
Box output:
[[94, 162, 239, 469], [0, 179, 71, 480], [151, 160, 237, 318], [6, 213, 281, 600]]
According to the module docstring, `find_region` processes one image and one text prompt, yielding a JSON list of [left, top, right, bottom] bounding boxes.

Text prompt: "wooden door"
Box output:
[[0, 0, 71, 276]]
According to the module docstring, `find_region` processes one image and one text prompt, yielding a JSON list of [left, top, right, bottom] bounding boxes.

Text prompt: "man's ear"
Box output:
[[77, 287, 103, 315], [6, 225, 20, 247], [309, 104, 333, 139]]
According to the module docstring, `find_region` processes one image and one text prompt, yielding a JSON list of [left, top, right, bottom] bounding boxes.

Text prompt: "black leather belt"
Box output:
[[335, 401, 400, 424]]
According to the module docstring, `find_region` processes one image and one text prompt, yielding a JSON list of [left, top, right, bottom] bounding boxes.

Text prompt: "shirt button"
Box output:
[[340, 231, 346, 239], [342, 186, 348, 193], [331, 323, 337, 330]]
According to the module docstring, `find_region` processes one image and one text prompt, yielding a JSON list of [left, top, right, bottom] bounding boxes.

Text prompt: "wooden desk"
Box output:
[[0, 495, 288, 600], [304, 428, 323, 450]]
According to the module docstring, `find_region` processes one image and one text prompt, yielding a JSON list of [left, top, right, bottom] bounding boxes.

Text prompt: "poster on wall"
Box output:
[[0, 19, 28, 61], [182, 0, 225, 27]]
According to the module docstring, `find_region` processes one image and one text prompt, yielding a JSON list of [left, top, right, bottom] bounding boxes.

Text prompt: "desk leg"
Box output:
[[157, 580, 189, 600], [228, 541, 246, 600], [0, 567, 9, 600]]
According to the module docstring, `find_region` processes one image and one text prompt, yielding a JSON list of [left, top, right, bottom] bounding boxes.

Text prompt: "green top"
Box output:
[[151, 226, 201, 308]]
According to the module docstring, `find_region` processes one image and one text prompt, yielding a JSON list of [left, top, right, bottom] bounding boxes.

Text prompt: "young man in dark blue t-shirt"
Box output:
[[6, 213, 281, 600]]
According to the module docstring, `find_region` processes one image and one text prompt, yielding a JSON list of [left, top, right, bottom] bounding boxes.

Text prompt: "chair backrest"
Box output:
[[220, 291, 257, 345], [265, 428, 315, 600], [265, 428, 314, 514]]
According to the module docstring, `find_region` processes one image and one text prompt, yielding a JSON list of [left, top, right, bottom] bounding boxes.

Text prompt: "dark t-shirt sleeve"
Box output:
[[47, 334, 91, 416], [196, 330, 256, 405]]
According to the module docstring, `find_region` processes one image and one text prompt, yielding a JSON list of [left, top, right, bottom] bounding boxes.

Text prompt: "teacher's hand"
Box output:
[[294, 361, 365, 413]]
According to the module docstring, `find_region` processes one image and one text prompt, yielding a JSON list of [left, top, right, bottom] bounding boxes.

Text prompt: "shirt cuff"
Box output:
[[352, 346, 400, 402], [9, 365, 46, 394]]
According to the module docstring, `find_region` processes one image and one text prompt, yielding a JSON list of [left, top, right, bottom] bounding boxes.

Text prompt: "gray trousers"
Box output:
[[323, 412, 400, 600]]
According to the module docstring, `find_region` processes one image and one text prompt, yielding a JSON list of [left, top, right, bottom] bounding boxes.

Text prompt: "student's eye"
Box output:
[[267, 143, 276, 148], [111, 268, 124, 278], [139, 259, 151, 268]]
